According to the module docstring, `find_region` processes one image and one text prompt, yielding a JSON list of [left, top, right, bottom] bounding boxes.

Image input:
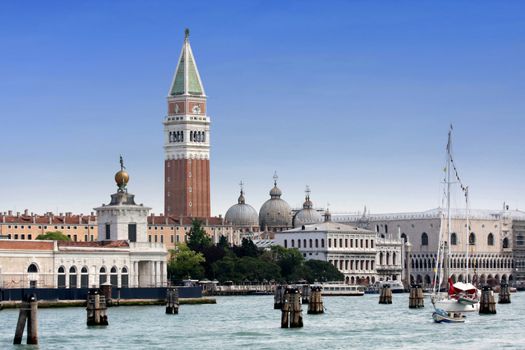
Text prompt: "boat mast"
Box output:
[[446, 127, 452, 284], [465, 186, 470, 283]]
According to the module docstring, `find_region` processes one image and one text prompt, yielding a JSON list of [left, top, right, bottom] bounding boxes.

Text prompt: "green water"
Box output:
[[1, 293, 524, 349]]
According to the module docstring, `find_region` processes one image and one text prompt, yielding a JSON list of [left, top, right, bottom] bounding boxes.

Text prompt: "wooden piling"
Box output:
[[166, 287, 179, 314], [13, 293, 38, 345], [379, 284, 392, 304], [307, 286, 324, 314], [479, 286, 497, 315], [274, 285, 285, 310], [498, 283, 511, 304], [408, 284, 424, 308], [100, 281, 113, 306], [87, 290, 109, 326], [301, 285, 310, 304], [281, 288, 303, 328]]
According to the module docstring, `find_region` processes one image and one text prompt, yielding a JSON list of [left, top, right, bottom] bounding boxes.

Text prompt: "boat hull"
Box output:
[[432, 310, 466, 323], [433, 298, 479, 313]]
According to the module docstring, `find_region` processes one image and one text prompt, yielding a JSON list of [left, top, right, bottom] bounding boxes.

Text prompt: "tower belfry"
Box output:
[[164, 29, 211, 218]]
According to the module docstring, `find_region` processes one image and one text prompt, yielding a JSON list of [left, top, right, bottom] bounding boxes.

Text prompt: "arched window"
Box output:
[[27, 263, 38, 273], [401, 233, 407, 243], [310, 239, 313, 248], [379, 252, 384, 265], [298, 239, 301, 248], [451, 232, 457, 245], [81, 266, 89, 288], [421, 232, 428, 246], [385, 225, 388, 234], [392, 252, 397, 266], [315, 239, 319, 248], [57, 266, 66, 288], [518, 235, 524, 246], [469, 232, 476, 245], [99, 266, 107, 286], [110, 266, 118, 287], [121, 267, 129, 288], [487, 233, 494, 246], [386, 252, 390, 265], [321, 239, 325, 248], [69, 266, 78, 289], [503, 237, 509, 249], [284, 239, 287, 248]]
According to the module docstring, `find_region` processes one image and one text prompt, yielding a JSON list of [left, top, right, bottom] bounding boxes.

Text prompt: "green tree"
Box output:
[[233, 238, 260, 258], [217, 235, 229, 249], [167, 244, 205, 282], [36, 231, 70, 241], [187, 219, 212, 252], [303, 259, 344, 283], [270, 246, 305, 282]]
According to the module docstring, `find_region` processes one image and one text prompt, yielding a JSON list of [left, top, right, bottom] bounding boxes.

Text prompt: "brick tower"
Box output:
[[164, 29, 210, 218]]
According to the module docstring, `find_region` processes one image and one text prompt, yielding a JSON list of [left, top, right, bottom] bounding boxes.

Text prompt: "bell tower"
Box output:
[[164, 29, 211, 218]]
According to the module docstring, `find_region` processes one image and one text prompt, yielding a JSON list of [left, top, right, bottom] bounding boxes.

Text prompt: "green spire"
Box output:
[[169, 29, 205, 96]]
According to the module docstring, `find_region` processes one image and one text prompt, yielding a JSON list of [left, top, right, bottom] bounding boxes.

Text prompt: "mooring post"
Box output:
[[498, 283, 511, 304], [274, 285, 285, 310], [87, 289, 109, 326], [479, 286, 497, 315], [100, 281, 113, 306], [13, 299, 29, 344], [307, 286, 324, 314], [379, 284, 392, 304], [289, 288, 303, 328], [301, 284, 310, 304], [280, 288, 291, 328], [27, 294, 38, 345], [409, 284, 424, 308], [165, 287, 179, 314]]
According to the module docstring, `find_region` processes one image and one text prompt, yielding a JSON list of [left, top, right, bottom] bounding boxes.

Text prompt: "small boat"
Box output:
[[319, 283, 365, 296], [432, 308, 466, 323]]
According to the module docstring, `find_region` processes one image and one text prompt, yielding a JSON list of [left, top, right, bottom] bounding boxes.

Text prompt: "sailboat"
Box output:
[[431, 126, 480, 323]]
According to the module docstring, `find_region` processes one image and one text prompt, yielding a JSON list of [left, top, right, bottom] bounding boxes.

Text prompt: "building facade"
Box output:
[[274, 212, 403, 284], [164, 29, 211, 218], [334, 207, 525, 287]]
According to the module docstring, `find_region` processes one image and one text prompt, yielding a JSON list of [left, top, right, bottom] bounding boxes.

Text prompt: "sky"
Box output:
[[1, 0, 524, 217]]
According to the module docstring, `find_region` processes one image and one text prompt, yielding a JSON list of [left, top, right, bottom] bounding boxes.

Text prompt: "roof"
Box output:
[[169, 31, 205, 96], [282, 220, 374, 234], [0, 240, 54, 250], [0, 213, 96, 225], [333, 207, 525, 222], [57, 240, 129, 248]]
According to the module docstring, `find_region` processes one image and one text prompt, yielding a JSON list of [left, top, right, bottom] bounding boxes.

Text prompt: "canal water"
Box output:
[[1, 293, 524, 349]]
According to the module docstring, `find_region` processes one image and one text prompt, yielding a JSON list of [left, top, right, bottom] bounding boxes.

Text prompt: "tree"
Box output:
[[232, 238, 260, 258], [303, 259, 344, 283], [270, 246, 305, 282], [167, 244, 205, 282], [36, 231, 70, 241], [217, 235, 229, 249], [187, 219, 212, 252]]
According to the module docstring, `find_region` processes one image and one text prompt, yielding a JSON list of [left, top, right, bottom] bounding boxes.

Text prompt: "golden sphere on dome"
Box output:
[[115, 170, 129, 188]]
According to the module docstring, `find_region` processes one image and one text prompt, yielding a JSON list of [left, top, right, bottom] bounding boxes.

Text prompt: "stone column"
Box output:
[[150, 262, 155, 287], [133, 262, 139, 288], [155, 261, 161, 287]]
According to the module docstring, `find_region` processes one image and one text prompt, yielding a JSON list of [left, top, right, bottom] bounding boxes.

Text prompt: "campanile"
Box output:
[[164, 29, 211, 218]]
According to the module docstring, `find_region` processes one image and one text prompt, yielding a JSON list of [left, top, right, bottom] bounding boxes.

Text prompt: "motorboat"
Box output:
[[318, 283, 365, 296]]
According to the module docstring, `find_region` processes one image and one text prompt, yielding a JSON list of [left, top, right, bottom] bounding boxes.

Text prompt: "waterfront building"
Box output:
[[259, 174, 293, 232], [164, 29, 211, 218], [512, 220, 525, 286], [334, 207, 525, 287], [274, 210, 403, 284], [0, 161, 167, 289]]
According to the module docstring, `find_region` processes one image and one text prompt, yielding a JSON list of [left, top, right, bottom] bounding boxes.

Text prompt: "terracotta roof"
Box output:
[[147, 215, 225, 226], [0, 240, 54, 250], [1, 214, 96, 225], [57, 240, 129, 248]]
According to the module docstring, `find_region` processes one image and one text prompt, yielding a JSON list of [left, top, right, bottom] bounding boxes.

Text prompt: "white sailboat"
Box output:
[[431, 126, 480, 323]]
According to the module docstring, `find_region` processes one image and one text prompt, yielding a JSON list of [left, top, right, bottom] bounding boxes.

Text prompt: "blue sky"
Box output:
[[1, 1, 524, 216]]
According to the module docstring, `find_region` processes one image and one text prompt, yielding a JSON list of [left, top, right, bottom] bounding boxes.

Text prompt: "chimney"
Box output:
[[90, 212, 94, 217], [8, 210, 12, 216], [24, 209, 28, 216]]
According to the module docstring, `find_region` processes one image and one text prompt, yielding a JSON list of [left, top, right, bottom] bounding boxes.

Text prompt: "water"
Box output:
[[1, 294, 524, 349]]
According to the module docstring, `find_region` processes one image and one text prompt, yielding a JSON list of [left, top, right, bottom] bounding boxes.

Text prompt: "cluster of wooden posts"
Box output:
[[408, 285, 424, 308], [275, 285, 324, 328]]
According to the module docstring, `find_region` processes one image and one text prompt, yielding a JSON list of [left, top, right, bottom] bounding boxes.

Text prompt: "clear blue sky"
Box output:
[[1, 1, 524, 216]]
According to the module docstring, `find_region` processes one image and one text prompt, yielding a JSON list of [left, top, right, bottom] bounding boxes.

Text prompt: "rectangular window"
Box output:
[[328, 238, 332, 248], [84, 235, 88, 241], [105, 224, 111, 240], [14, 234, 18, 239], [155, 235, 158, 243], [176, 235, 180, 243], [21, 234, 25, 240], [171, 235, 174, 243], [90, 235, 94, 241], [28, 234, 32, 240], [161, 235, 164, 243], [128, 224, 137, 242], [148, 235, 151, 242]]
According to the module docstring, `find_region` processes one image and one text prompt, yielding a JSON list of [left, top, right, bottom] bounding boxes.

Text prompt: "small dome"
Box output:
[[225, 190, 258, 227], [115, 170, 129, 188], [259, 177, 292, 230], [293, 189, 322, 228]]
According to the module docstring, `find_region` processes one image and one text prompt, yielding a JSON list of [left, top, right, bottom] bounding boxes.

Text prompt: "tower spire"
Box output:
[[169, 28, 205, 97]]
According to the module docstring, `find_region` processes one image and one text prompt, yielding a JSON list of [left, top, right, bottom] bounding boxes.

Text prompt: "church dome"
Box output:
[[259, 175, 292, 230], [225, 189, 258, 227], [293, 188, 322, 228]]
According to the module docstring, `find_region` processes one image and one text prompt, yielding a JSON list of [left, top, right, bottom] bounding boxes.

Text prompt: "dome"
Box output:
[[293, 189, 322, 228], [115, 170, 129, 188], [225, 190, 258, 227], [259, 178, 292, 230]]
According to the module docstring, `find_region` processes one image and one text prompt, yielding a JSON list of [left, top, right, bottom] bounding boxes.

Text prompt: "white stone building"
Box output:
[[0, 161, 167, 289], [274, 211, 403, 284], [334, 207, 525, 287]]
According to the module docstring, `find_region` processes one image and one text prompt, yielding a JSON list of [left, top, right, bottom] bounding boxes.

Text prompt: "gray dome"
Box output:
[[259, 182, 292, 230], [225, 191, 258, 227], [293, 192, 322, 228]]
